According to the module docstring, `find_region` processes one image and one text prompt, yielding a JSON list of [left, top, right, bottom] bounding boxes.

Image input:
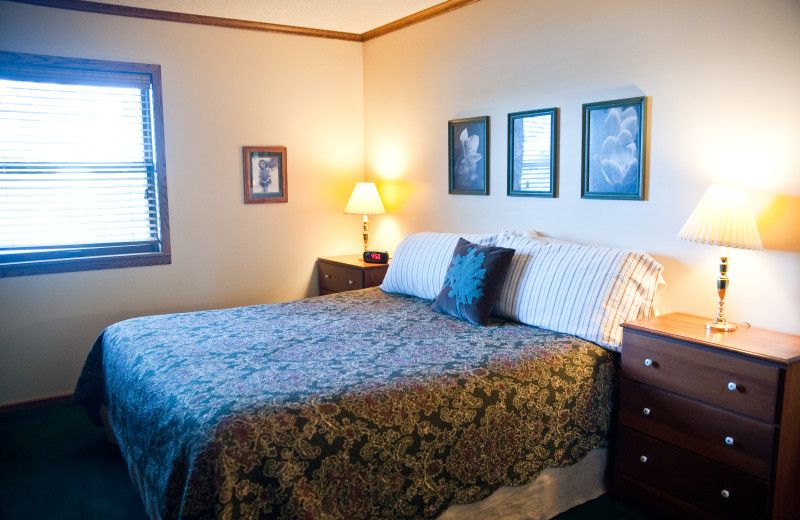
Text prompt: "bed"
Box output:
[[74, 231, 663, 520]]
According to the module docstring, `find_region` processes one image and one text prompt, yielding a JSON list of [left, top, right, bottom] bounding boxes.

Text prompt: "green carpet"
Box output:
[[0, 402, 146, 520], [0, 402, 655, 519]]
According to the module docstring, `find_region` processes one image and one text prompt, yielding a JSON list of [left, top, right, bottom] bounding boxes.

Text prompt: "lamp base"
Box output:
[[706, 256, 736, 332], [361, 215, 369, 252], [705, 320, 737, 332]]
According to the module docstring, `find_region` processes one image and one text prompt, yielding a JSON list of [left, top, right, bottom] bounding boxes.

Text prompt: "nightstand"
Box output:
[[612, 313, 800, 520], [317, 255, 389, 295]]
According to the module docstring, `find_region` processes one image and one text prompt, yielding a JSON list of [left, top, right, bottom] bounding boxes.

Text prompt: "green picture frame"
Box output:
[[581, 97, 646, 200], [508, 107, 558, 197], [448, 116, 489, 195]]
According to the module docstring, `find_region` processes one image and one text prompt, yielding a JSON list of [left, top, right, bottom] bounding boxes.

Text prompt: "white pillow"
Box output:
[[495, 234, 663, 351], [520, 231, 667, 315], [522, 230, 579, 245], [380, 232, 498, 300]]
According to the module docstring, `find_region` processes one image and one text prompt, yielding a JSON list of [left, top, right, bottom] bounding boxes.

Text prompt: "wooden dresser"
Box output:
[[613, 313, 800, 520], [317, 255, 389, 295]]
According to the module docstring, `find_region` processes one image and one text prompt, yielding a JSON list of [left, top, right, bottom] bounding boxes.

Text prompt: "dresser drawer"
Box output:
[[616, 427, 770, 520], [622, 330, 781, 422], [319, 262, 364, 293], [618, 378, 777, 479]]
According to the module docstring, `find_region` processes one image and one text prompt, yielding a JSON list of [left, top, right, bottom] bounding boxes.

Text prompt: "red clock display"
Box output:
[[363, 251, 388, 264]]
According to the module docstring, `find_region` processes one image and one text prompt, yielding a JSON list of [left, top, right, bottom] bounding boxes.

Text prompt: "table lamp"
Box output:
[[677, 184, 763, 331], [344, 182, 386, 251]]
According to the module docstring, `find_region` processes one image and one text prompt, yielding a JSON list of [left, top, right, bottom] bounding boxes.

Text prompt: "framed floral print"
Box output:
[[581, 97, 646, 200], [448, 116, 489, 195]]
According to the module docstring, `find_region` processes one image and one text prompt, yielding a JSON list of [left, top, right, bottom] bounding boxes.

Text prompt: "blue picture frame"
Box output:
[[581, 97, 646, 200], [449, 116, 489, 195], [508, 107, 558, 197]]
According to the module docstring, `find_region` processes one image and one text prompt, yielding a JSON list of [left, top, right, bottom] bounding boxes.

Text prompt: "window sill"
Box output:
[[0, 252, 172, 277]]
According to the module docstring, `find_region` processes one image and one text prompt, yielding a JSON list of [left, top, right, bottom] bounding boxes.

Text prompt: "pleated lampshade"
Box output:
[[344, 183, 386, 216], [677, 185, 762, 250]]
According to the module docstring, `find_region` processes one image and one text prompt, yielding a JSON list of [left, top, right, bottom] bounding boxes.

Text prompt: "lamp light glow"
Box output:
[[677, 185, 763, 331], [344, 182, 386, 251]]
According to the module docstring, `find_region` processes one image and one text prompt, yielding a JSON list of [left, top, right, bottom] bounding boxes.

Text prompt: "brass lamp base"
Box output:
[[361, 215, 369, 252], [705, 319, 737, 332], [706, 256, 736, 332]]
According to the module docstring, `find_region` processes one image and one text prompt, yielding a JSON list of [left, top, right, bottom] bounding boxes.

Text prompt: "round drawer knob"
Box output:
[[721, 489, 730, 499], [725, 436, 734, 446], [348, 280, 354, 285], [324, 274, 331, 279], [727, 381, 737, 391], [639, 455, 648, 463], [642, 407, 651, 416], [644, 358, 653, 367]]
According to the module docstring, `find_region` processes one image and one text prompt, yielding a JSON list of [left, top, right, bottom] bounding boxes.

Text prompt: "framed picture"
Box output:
[[581, 97, 646, 200], [507, 107, 558, 197], [243, 146, 287, 204], [448, 116, 489, 195]]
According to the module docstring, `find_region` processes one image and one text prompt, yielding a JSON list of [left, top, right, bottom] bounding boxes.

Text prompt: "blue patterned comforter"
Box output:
[[74, 287, 617, 519]]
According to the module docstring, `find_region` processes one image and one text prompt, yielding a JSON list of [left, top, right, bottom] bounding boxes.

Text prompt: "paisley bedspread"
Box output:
[[74, 287, 617, 520]]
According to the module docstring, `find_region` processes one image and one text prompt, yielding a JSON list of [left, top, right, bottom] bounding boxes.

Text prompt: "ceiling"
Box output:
[[91, 0, 454, 34]]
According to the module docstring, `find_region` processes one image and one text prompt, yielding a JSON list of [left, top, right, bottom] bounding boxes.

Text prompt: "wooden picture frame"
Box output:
[[581, 97, 646, 200], [508, 107, 558, 197], [448, 116, 489, 195], [243, 146, 287, 204]]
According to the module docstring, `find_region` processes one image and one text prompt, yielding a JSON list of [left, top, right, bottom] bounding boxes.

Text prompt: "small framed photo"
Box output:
[[581, 97, 646, 200], [508, 108, 558, 197], [449, 116, 489, 195], [243, 146, 287, 204]]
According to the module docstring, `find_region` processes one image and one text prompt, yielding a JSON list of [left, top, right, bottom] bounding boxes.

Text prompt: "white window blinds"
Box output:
[[0, 52, 170, 276], [0, 80, 158, 249], [518, 114, 553, 192]]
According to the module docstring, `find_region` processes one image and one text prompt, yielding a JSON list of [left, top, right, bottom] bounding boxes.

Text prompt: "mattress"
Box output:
[[74, 287, 617, 519]]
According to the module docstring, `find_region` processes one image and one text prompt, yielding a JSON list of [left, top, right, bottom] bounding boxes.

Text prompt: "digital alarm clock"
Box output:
[[363, 250, 389, 264]]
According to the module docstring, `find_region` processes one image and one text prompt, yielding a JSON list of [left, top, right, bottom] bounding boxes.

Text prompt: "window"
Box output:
[[0, 52, 170, 277]]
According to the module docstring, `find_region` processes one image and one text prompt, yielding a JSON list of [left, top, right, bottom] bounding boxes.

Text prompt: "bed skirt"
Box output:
[[438, 447, 609, 520]]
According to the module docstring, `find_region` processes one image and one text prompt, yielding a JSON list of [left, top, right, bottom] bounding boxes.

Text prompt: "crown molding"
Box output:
[[5, 0, 362, 41], [361, 0, 480, 41], [5, 0, 482, 42]]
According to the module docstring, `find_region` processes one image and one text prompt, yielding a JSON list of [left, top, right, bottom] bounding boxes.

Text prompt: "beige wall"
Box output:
[[364, 0, 800, 334], [2, 0, 799, 406], [0, 2, 366, 405]]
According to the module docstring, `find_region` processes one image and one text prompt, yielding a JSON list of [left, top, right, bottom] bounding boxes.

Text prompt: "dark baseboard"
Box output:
[[0, 393, 73, 413]]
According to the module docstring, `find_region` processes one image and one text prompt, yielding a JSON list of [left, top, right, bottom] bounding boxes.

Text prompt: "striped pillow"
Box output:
[[495, 235, 663, 351], [380, 232, 498, 300]]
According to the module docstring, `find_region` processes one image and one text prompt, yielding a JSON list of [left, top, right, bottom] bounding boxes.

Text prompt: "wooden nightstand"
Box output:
[[612, 313, 800, 520], [317, 255, 389, 295]]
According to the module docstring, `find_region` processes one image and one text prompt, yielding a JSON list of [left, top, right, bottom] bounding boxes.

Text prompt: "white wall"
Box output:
[[363, 0, 800, 335], [0, 2, 366, 405]]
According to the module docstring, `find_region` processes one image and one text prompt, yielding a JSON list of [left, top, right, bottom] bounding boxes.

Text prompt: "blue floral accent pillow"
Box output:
[[432, 238, 515, 325]]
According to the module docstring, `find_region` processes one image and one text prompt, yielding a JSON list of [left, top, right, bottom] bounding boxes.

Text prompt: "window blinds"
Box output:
[[0, 76, 159, 258], [518, 114, 552, 192]]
